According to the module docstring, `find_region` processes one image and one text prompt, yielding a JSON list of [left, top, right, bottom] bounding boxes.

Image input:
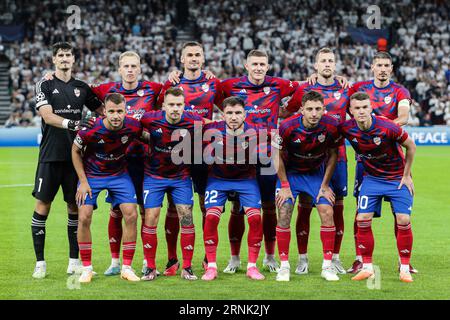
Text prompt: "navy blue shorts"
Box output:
[[82, 173, 137, 210], [205, 177, 261, 209], [143, 175, 193, 209], [276, 167, 332, 206], [357, 175, 413, 216]]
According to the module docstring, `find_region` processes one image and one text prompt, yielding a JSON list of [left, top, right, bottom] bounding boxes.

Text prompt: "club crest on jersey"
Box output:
[[318, 133, 325, 143], [334, 91, 341, 100], [241, 141, 249, 149], [384, 95, 392, 104], [201, 84, 209, 92], [263, 87, 270, 95], [74, 88, 80, 97], [137, 89, 144, 97], [373, 137, 381, 145], [121, 135, 129, 144]]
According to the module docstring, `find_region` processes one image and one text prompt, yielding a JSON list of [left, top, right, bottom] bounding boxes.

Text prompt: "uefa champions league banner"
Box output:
[[0, 126, 449, 147]]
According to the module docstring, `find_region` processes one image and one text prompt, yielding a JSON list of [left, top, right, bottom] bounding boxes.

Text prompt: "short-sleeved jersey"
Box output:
[[91, 81, 163, 158], [157, 72, 223, 120], [286, 80, 351, 162], [74, 117, 143, 178], [277, 114, 342, 174], [203, 121, 267, 179], [350, 80, 411, 120], [140, 111, 204, 179], [221, 76, 298, 129], [35, 77, 102, 162], [339, 115, 408, 180]]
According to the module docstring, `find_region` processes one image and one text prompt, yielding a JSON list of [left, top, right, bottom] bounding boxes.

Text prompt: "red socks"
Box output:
[[79, 242, 92, 267], [180, 225, 195, 269], [296, 203, 312, 254], [333, 201, 344, 254], [397, 223, 413, 265], [203, 207, 222, 264], [142, 225, 157, 269], [262, 206, 277, 255], [164, 206, 180, 261], [228, 209, 245, 256], [276, 226, 291, 261], [356, 219, 374, 264], [320, 225, 336, 261], [353, 210, 361, 257], [108, 209, 122, 259], [246, 208, 263, 264], [122, 241, 136, 267]]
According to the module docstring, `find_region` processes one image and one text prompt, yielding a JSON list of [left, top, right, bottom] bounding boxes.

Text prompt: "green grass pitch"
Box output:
[[0, 146, 449, 300]]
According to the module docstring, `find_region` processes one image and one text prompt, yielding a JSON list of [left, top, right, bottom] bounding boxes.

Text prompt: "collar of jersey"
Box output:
[[372, 79, 393, 90], [119, 81, 142, 93], [181, 72, 204, 83], [244, 75, 266, 87], [316, 79, 338, 88]]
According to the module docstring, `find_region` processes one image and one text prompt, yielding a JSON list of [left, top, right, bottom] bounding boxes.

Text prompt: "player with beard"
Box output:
[[347, 52, 416, 275], [157, 42, 223, 276], [282, 48, 351, 275]]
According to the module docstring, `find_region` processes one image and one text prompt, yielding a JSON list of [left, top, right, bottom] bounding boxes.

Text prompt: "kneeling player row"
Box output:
[[71, 90, 416, 283]]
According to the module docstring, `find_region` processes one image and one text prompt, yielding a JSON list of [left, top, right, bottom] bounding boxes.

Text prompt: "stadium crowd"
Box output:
[[3, 0, 450, 127]]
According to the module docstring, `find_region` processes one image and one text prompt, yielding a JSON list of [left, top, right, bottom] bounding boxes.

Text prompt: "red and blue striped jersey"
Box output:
[[91, 81, 163, 158], [221, 76, 298, 129], [74, 117, 143, 178], [286, 80, 351, 162], [140, 111, 205, 179], [203, 121, 268, 179], [339, 115, 409, 180], [157, 72, 223, 120], [278, 114, 342, 174], [350, 80, 411, 120]]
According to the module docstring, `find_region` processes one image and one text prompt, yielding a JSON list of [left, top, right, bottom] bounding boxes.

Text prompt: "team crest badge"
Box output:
[[318, 133, 325, 143], [263, 87, 270, 95], [384, 95, 392, 104], [180, 129, 187, 137], [137, 89, 144, 97], [373, 137, 381, 145], [334, 91, 341, 100], [74, 88, 80, 97], [121, 135, 129, 144], [241, 141, 249, 149], [201, 84, 209, 92]]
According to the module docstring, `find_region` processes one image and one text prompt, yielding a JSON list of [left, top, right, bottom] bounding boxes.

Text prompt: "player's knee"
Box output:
[[318, 206, 334, 226], [110, 207, 123, 218], [67, 203, 78, 214], [35, 200, 51, 215], [78, 213, 92, 227], [356, 213, 373, 221], [395, 214, 411, 225]]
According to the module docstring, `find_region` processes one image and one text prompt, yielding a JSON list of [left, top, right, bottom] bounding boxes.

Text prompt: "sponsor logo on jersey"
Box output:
[[155, 128, 163, 134], [352, 138, 358, 143], [384, 95, 392, 104], [52, 88, 59, 94], [334, 91, 341, 100], [74, 88, 80, 97], [239, 89, 247, 94], [121, 135, 129, 144], [137, 89, 144, 97], [201, 83, 209, 92], [294, 138, 301, 143], [98, 139, 105, 144], [263, 87, 270, 95], [373, 136, 381, 145], [318, 133, 325, 143]]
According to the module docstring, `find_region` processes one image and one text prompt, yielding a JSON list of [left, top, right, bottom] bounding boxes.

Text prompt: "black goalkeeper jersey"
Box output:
[[35, 76, 102, 162]]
